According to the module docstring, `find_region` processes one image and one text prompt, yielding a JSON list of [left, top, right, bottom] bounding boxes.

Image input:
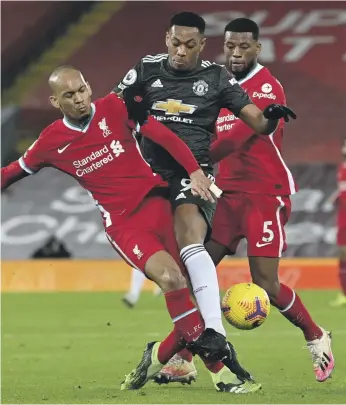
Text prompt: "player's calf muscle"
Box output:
[[174, 205, 207, 248], [145, 251, 187, 292]]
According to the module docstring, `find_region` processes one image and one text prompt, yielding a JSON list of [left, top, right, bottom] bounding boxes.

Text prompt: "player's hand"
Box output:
[[189, 169, 216, 203], [263, 104, 297, 123], [122, 86, 150, 126]]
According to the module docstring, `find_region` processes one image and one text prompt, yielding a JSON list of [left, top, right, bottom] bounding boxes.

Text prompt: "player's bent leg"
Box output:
[[174, 203, 228, 360], [122, 268, 146, 308], [205, 239, 230, 267], [121, 250, 206, 390], [249, 256, 334, 382], [329, 245, 346, 307]]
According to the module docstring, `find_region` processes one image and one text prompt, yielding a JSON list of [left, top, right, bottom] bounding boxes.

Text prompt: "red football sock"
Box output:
[[272, 283, 322, 341], [177, 348, 193, 362], [158, 328, 183, 364], [339, 260, 346, 295], [164, 288, 204, 342]]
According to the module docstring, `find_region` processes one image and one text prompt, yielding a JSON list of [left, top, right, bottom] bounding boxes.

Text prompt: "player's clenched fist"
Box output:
[[263, 104, 297, 123], [122, 86, 150, 126], [189, 169, 218, 203]]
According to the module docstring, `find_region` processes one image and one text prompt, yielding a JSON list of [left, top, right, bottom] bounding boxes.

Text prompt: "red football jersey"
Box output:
[[212, 64, 297, 196], [337, 162, 346, 226], [19, 93, 193, 227]]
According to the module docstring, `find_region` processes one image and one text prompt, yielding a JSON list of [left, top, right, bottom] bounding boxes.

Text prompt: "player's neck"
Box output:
[[231, 61, 258, 82]]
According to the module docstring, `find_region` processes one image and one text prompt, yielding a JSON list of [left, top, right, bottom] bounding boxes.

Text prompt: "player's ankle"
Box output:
[[205, 318, 226, 337]]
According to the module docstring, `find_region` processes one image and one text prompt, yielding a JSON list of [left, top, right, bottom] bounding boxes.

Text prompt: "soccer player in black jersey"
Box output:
[[115, 11, 295, 374]]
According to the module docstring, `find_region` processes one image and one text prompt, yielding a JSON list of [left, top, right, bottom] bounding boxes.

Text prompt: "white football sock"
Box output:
[[180, 244, 226, 336], [126, 268, 146, 304]]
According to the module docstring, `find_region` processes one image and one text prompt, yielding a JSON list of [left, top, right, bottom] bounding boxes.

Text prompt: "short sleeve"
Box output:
[[18, 135, 47, 175], [112, 61, 143, 93], [219, 67, 253, 116]]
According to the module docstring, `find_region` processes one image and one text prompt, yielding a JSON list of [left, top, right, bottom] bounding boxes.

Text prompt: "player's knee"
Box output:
[[159, 265, 186, 292], [254, 277, 280, 301]]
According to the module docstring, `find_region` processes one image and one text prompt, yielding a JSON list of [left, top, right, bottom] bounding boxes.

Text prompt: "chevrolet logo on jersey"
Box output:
[[152, 99, 197, 115]]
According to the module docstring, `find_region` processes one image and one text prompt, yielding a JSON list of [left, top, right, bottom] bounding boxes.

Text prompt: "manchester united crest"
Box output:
[[193, 80, 209, 96]]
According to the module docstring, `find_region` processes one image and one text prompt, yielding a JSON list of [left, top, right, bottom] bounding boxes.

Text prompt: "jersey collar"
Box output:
[[63, 103, 96, 132], [237, 63, 264, 85]]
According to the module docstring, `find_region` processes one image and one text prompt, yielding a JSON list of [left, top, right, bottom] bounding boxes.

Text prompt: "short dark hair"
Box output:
[[224, 18, 259, 41], [169, 11, 206, 34]]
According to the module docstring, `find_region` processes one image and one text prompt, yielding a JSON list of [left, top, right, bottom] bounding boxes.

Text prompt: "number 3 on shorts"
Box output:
[[262, 221, 274, 242]]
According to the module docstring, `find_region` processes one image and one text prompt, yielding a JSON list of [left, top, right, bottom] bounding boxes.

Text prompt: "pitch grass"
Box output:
[[1, 291, 345, 404]]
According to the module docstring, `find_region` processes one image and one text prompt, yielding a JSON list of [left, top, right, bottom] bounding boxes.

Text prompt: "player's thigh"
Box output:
[[170, 176, 216, 244], [244, 195, 291, 258], [208, 193, 243, 261]]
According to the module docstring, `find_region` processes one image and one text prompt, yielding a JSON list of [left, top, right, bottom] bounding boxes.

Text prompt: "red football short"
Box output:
[[106, 195, 181, 271], [211, 192, 291, 258]]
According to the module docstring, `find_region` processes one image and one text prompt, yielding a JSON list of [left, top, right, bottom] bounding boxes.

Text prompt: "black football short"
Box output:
[[169, 174, 216, 242]]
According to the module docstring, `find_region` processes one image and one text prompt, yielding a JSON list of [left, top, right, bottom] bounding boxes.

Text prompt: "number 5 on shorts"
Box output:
[[262, 221, 274, 242]]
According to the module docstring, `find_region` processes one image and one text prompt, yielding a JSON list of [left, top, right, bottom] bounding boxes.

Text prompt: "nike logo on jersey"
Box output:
[[256, 241, 272, 248], [151, 79, 163, 88], [58, 143, 72, 154]]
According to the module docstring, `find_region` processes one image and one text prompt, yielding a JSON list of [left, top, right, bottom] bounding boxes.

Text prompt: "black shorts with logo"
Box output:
[[169, 173, 217, 242]]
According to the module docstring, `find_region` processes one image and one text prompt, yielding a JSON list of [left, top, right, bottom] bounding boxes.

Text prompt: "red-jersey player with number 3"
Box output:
[[1, 65, 255, 391], [205, 19, 334, 382]]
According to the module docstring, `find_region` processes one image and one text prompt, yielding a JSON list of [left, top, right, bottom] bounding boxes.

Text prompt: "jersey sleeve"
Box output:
[[211, 76, 286, 163], [112, 61, 143, 93], [18, 135, 48, 175], [218, 67, 253, 116]]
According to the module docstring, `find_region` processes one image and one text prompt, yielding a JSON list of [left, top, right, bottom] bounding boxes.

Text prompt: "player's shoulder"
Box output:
[[40, 120, 64, 139], [248, 65, 285, 103], [199, 59, 224, 73], [256, 65, 285, 92], [141, 53, 168, 64]]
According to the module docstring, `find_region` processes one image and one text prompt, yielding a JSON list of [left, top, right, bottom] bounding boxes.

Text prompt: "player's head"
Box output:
[[48, 66, 92, 122], [166, 11, 206, 71], [224, 18, 261, 80]]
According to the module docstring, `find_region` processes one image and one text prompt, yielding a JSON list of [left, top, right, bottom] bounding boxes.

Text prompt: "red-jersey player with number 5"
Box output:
[[205, 19, 334, 382]]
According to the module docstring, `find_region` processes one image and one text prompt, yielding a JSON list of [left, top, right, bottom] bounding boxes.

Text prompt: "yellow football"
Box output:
[[221, 283, 270, 330]]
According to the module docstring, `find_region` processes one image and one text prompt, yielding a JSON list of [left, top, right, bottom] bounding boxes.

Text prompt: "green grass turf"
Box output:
[[1, 291, 345, 404]]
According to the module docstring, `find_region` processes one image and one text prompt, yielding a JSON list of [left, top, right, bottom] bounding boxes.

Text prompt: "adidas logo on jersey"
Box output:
[[175, 192, 186, 200], [151, 79, 163, 88]]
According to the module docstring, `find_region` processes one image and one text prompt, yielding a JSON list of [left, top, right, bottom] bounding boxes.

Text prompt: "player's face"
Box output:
[[166, 25, 206, 71], [49, 71, 92, 121], [224, 31, 261, 79]]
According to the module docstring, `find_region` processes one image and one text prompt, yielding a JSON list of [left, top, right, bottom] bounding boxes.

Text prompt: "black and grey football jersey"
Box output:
[[114, 53, 252, 180]]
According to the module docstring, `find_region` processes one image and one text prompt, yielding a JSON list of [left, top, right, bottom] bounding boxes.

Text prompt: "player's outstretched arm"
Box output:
[[238, 103, 297, 135], [1, 161, 29, 190]]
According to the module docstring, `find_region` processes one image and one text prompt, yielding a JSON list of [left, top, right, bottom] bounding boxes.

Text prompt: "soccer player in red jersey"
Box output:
[[329, 139, 346, 307], [205, 18, 334, 382], [0, 65, 229, 390], [2, 66, 262, 393]]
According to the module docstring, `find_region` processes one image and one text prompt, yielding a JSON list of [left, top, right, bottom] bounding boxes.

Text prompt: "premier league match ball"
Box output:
[[221, 283, 271, 330]]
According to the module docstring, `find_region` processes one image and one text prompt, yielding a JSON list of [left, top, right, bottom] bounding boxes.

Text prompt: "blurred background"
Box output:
[[1, 0, 345, 262]]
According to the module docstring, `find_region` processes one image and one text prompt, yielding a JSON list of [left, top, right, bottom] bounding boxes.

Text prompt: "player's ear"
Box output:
[[86, 82, 92, 97], [200, 36, 207, 52], [49, 95, 59, 109], [256, 42, 262, 56], [165, 31, 170, 47]]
